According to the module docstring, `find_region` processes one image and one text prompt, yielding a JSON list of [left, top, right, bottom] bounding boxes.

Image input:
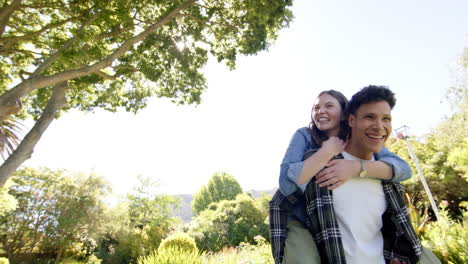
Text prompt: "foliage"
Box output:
[[255, 192, 272, 221], [386, 88, 468, 217], [0, 0, 294, 112], [137, 247, 201, 264], [60, 254, 101, 264], [0, 180, 16, 217], [0, 117, 22, 160], [0, 168, 110, 263], [95, 176, 180, 264], [0, 257, 8, 264], [202, 236, 273, 264], [137, 236, 273, 264], [158, 232, 197, 253], [419, 203, 467, 264], [386, 48, 468, 218], [192, 172, 243, 215], [188, 193, 269, 252]]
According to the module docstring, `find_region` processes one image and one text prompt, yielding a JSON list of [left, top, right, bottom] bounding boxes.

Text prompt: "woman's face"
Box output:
[[312, 93, 343, 137]]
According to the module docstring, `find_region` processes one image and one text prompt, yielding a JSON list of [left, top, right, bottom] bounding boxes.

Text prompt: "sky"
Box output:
[[21, 0, 467, 196]]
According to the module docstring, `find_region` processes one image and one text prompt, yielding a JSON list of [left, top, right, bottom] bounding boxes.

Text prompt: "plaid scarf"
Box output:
[[269, 152, 422, 264]]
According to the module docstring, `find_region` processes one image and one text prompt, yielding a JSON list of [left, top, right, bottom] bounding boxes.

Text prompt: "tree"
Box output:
[[188, 193, 268, 252], [95, 175, 180, 264], [191, 171, 242, 215], [0, 168, 110, 263], [0, 0, 294, 187]]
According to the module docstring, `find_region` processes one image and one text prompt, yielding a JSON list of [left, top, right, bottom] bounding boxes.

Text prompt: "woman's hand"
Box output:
[[315, 159, 360, 190], [320, 136, 346, 157]]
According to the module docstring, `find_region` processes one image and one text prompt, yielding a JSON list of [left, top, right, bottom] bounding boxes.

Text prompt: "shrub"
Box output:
[[158, 232, 198, 253], [188, 193, 269, 252], [419, 203, 467, 264], [137, 247, 201, 264], [202, 236, 273, 264]]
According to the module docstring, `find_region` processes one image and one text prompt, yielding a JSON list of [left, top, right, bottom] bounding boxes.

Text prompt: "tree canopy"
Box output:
[[191, 171, 243, 215], [0, 0, 294, 186], [0, 168, 110, 263]]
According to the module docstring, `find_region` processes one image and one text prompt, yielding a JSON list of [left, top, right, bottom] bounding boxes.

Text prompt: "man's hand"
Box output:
[[316, 159, 360, 190]]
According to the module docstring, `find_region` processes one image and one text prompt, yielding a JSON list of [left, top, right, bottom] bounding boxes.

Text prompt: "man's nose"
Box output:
[[373, 119, 384, 129]]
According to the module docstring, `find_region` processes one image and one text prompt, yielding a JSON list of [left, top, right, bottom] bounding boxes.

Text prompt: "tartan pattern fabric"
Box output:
[[269, 151, 422, 264], [304, 177, 346, 263], [381, 182, 423, 263], [269, 188, 304, 264]]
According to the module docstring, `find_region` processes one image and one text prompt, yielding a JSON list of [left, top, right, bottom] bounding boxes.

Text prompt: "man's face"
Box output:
[[348, 100, 392, 157]]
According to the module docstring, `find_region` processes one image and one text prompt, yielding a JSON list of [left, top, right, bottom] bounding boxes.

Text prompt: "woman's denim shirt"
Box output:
[[279, 127, 412, 223]]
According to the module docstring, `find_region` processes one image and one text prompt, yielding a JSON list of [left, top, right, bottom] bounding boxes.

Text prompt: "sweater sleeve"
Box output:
[[375, 147, 412, 182], [278, 128, 310, 195]]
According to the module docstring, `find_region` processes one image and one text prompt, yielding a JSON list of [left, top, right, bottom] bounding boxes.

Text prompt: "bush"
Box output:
[[202, 236, 273, 264], [137, 247, 201, 264], [188, 193, 269, 252], [419, 203, 467, 264], [158, 232, 198, 252], [0, 257, 9, 264]]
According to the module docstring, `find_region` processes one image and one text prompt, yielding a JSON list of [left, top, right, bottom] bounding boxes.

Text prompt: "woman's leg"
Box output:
[[283, 220, 321, 264]]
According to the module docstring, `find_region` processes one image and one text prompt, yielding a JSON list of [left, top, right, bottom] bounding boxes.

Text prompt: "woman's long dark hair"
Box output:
[[308, 90, 349, 147]]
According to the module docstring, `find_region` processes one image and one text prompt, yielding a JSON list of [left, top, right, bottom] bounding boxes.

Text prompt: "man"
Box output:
[[270, 85, 440, 264]]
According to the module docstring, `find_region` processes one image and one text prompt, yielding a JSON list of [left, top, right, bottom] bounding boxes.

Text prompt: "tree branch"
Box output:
[[0, 16, 80, 49], [93, 25, 134, 41], [0, 0, 196, 121], [94, 70, 116, 80], [0, 82, 68, 187], [179, 13, 208, 25], [0, 48, 43, 56], [0, 0, 21, 37], [32, 14, 99, 77]]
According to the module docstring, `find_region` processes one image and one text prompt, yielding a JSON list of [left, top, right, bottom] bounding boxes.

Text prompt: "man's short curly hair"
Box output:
[[347, 85, 396, 116]]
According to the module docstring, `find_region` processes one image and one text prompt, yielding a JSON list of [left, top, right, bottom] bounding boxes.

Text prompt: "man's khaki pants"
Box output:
[[283, 220, 441, 264]]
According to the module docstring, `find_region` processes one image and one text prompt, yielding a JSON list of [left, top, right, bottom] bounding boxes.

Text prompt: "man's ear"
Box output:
[[348, 113, 355, 128]]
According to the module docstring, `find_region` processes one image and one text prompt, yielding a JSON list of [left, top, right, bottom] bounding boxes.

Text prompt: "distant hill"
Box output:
[[171, 194, 194, 223], [171, 188, 276, 222]]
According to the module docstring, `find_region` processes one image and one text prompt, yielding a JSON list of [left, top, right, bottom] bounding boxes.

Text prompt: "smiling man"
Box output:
[[334, 86, 404, 263]]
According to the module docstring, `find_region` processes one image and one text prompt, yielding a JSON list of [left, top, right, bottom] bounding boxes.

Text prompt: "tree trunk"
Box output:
[[55, 246, 63, 264], [0, 82, 68, 187]]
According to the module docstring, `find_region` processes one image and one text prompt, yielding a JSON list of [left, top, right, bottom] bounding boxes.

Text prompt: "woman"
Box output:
[[270, 90, 412, 264]]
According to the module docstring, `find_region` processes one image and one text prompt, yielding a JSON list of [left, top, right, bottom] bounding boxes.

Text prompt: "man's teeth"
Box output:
[[368, 135, 385, 139]]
